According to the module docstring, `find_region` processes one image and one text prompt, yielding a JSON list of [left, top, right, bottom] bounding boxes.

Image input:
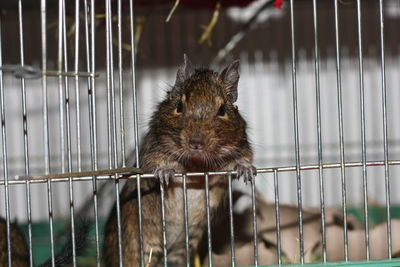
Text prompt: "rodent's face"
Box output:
[[154, 70, 248, 169]]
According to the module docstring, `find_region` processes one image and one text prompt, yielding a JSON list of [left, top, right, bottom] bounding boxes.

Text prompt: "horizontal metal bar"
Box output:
[[16, 166, 142, 180], [0, 64, 98, 79], [1, 159, 400, 185]]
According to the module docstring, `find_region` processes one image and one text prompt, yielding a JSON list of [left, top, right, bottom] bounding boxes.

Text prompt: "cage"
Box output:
[[0, 0, 400, 266]]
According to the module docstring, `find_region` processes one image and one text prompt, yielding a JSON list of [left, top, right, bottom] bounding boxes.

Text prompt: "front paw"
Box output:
[[154, 167, 175, 186], [235, 163, 257, 184]]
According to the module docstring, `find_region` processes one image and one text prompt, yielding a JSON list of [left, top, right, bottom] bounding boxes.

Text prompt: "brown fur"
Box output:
[[103, 57, 255, 266], [0, 217, 29, 267]]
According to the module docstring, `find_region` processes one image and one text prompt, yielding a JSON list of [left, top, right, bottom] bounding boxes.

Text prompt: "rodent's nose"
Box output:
[[189, 139, 205, 150]]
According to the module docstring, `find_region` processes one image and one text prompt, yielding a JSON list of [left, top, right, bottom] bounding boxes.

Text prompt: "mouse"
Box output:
[[103, 55, 256, 266]]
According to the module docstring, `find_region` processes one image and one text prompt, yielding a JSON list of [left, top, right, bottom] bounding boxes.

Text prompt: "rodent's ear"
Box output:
[[220, 60, 240, 103], [175, 54, 194, 86]]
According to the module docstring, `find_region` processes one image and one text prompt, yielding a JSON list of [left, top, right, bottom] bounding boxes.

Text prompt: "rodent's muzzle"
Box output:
[[188, 138, 205, 151]]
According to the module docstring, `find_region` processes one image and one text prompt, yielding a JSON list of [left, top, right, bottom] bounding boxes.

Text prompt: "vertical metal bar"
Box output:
[[378, 0, 392, 259], [205, 173, 213, 267], [17, 1, 33, 265], [47, 180, 55, 267], [108, 1, 118, 171], [355, 0, 370, 259], [273, 170, 282, 265], [23, 180, 34, 267], [62, 0, 72, 174], [61, 1, 77, 264], [333, 0, 349, 260], [68, 176, 77, 267], [74, 0, 82, 172], [18, 0, 29, 195], [289, 0, 304, 263], [86, 0, 98, 172], [0, 15, 12, 267], [250, 174, 258, 266], [41, 0, 55, 265], [83, 0, 100, 264], [160, 183, 168, 267], [136, 175, 144, 267], [227, 173, 236, 267], [311, 0, 326, 262], [128, 0, 140, 167], [58, 0, 66, 173], [183, 174, 190, 267], [114, 179, 123, 267], [105, 0, 113, 169], [41, 0, 51, 175], [105, 0, 123, 265], [25, 180, 33, 267], [117, 0, 126, 167], [128, 1, 144, 265], [105, 1, 123, 266]]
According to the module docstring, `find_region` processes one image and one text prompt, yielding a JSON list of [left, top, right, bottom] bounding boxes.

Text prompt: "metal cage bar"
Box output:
[[378, 0, 392, 260], [105, 0, 124, 266], [128, 1, 144, 265], [228, 173, 236, 267], [74, 0, 82, 172], [250, 172, 258, 266], [40, 0, 56, 265], [0, 1, 399, 267], [273, 170, 282, 265], [60, 0, 78, 263], [16, 1, 34, 266], [82, 0, 101, 264], [205, 173, 213, 267], [311, 0, 327, 262], [183, 174, 190, 267], [0, 14, 12, 267], [3, 160, 400, 185], [160, 179, 168, 266], [355, 0, 370, 259], [333, 0, 349, 261], [289, 0, 305, 263], [117, 0, 126, 168]]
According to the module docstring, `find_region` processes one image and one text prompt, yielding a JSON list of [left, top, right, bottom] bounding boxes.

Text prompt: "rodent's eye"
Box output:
[[217, 104, 226, 117], [176, 99, 184, 113]]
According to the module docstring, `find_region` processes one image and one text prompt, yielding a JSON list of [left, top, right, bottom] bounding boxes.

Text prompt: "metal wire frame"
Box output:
[[0, 161, 397, 266], [0, 1, 396, 267], [2, 160, 400, 185]]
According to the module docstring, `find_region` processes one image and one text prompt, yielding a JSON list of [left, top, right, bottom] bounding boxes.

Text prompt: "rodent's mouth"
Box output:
[[187, 150, 205, 160], [188, 148, 204, 153], [175, 148, 218, 169]]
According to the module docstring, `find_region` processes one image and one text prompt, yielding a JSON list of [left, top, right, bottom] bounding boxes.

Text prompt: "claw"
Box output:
[[154, 167, 175, 187], [235, 163, 257, 184]]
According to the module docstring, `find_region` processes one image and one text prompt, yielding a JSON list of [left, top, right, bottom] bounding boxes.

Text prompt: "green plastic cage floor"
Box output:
[[261, 259, 400, 267], [19, 206, 400, 266]]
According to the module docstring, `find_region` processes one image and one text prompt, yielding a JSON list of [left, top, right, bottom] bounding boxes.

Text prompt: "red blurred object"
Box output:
[[135, 0, 257, 9], [273, 0, 283, 8]]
